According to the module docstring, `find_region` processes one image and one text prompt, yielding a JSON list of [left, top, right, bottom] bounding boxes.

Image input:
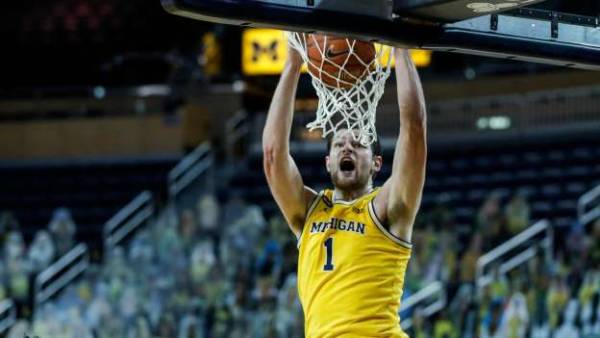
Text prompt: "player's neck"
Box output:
[[333, 184, 373, 202]]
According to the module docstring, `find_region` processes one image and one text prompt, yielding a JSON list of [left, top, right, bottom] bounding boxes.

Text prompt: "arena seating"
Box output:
[[232, 132, 600, 228], [2, 130, 598, 337], [0, 156, 177, 244]]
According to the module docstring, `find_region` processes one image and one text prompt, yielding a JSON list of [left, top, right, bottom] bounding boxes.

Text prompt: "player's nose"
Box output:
[[341, 143, 354, 154]]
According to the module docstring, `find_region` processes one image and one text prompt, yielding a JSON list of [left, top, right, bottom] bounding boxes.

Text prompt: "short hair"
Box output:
[[326, 134, 382, 157]]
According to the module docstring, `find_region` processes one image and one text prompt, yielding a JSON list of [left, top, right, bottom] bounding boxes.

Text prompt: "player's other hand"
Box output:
[[287, 43, 304, 69], [393, 47, 410, 60]]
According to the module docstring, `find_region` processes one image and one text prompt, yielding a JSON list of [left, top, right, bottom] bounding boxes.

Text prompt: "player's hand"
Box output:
[[287, 43, 304, 69], [393, 47, 410, 60]]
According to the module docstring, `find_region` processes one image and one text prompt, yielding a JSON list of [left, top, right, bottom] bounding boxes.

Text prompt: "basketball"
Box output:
[[306, 34, 376, 89]]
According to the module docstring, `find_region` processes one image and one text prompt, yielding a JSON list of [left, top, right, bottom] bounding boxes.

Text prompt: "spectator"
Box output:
[[434, 310, 459, 338], [0, 272, 6, 301], [221, 203, 266, 272], [420, 225, 442, 283], [274, 274, 303, 338], [196, 193, 221, 247], [497, 283, 529, 338], [0, 211, 19, 249], [222, 195, 247, 226], [267, 214, 291, 248], [578, 270, 599, 331], [157, 313, 177, 338], [179, 209, 198, 250], [528, 258, 550, 329], [28, 230, 56, 273], [4, 231, 26, 262], [480, 299, 504, 338], [178, 313, 201, 338], [477, 191, 503, 231], [48, 207, 77, 257], [505, 192, 530, 235], [128, 315, 152, 338], [190, 240, 216, 283], [4, 231, 30, 315], [553, 300, 580, 338], [489, 266, 509, 301], [588, 219, 600, 268], [460, 234, 482, 284], [449, 283, 476, 336], [547, 276, 570, 330], [438, 230, 457, 283]]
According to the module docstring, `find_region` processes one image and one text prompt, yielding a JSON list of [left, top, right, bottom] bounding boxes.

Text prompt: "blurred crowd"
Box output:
[[6, 193, 303, 338], [404, 191, 600, 338], [0, 208, 77, 318], [3, 190, 600, 338]]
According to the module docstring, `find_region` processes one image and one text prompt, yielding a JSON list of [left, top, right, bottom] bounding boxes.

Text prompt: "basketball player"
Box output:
[[262, 45, 427, 337]]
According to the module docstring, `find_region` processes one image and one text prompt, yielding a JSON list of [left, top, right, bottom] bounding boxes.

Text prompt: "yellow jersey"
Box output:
[[297, 188, 412, 338]]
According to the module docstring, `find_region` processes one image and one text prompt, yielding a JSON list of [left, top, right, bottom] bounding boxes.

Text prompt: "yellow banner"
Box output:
[[242, 29, 431, 76]]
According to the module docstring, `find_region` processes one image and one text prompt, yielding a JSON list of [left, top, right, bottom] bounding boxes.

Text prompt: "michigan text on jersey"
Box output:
[[310, 218, 366, 235]]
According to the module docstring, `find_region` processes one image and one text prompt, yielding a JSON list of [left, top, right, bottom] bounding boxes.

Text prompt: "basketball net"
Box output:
[[287, 32, 393, 146]]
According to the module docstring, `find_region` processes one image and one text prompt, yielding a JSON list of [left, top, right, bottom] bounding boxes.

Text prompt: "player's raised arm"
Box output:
[[375, 48, 427, 242], [263, 46, 317, 238]]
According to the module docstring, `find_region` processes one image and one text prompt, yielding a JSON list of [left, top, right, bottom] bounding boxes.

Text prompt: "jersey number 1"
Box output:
[[324, 237, 334, 271]]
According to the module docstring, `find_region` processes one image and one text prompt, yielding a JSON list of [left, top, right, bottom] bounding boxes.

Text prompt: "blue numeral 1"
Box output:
[[324, 237, 334, 271]]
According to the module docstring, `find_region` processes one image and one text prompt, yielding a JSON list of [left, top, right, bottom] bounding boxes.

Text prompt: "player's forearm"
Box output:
[[394, 49, 426, 126], [262, 62, 302, 156]]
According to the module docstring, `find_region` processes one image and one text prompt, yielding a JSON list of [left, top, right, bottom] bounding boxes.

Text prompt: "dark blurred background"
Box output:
[[0, 0, 598, 89]]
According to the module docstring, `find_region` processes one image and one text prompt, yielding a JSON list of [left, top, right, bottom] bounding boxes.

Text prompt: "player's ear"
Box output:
[[372, 155, 382, 174], [325, 155, 331, 173]]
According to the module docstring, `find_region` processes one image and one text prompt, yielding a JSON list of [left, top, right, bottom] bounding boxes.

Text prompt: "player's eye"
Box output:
[[352, 141, 364, 148], [334, 142, 344, 148]]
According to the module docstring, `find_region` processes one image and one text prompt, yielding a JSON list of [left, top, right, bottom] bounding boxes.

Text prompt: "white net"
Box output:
[[287, 32, 393, 146]]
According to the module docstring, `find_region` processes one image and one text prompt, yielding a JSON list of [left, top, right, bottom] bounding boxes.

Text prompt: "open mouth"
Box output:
[[340, 158, 355, 172]]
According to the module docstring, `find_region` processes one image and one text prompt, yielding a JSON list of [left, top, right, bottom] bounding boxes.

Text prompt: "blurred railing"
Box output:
[[168, 142, 214, 209], [377, 84, 600, 136], [34, 244, 89, 309], [104, 191, 154, 254], [578, 185, 600, 228], [0, 299, 16, 335], [225, 110, 250, 161], [399, 281, 446, 330], [250, 84, 600, 143], [476, 219, 552, 289]]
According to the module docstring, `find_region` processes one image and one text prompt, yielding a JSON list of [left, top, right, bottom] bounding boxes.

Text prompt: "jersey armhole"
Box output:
[[367, 200, 413, 249], [297, 190, 323, 248]]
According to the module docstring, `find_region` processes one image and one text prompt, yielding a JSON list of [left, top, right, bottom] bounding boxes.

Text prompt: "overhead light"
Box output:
[[93, 86, 106, 99], [477, 116, 511, 130]]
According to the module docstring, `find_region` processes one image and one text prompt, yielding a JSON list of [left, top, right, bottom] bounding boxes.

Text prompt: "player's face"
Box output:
[[326, 130, 381, 191]]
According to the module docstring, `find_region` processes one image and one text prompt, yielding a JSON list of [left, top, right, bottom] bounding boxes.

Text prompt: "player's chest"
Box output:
[[303, 205, 374, 254], [307, 204, 370, 236]]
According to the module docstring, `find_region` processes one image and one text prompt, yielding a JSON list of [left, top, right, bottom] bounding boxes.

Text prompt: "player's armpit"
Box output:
[[263, 148, 317, 238]]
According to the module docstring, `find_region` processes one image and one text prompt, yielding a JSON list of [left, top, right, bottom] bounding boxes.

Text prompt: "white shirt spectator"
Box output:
[[48, 207, 77, 256], [28, 230, 56, 273], [197, 194, 219, 232], [497, 291, 529, 338], [4, 231, 25, 260]]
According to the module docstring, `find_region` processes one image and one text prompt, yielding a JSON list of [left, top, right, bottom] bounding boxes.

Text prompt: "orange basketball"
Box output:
[[306, 34, 376, 89]]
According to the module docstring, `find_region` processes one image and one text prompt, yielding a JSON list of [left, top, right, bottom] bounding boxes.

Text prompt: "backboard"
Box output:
[[161, 0, 600, 70]]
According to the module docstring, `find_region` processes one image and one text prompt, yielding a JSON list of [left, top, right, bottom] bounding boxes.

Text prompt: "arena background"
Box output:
[[0, 0, 599, 337]]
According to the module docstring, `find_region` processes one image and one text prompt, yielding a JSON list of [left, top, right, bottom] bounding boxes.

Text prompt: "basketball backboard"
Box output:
[[161, 0, 600, 70]]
